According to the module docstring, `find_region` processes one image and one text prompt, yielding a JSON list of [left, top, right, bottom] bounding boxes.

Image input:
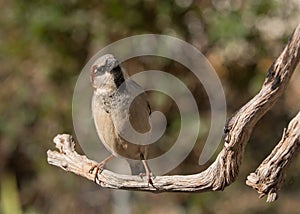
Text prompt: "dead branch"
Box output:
[[246, 111, 300, 202], [47, 24, 300, 194]]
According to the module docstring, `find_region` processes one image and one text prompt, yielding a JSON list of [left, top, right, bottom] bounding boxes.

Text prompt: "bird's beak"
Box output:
[[90, 65, 99, 90]]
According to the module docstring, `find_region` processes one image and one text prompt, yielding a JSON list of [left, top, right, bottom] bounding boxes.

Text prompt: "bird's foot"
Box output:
[[139, 172, 155, 187], [89, 162, 106, 182], [89, 155, 114, 182], [140, 159, 157, 188]]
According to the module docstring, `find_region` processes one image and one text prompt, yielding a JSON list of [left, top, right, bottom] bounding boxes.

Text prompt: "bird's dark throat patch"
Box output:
[[111, 65, 125, 89]]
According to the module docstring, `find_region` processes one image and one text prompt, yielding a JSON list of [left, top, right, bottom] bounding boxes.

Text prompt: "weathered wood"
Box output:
[[246, 111, 300, 202], [47, 24, 300, 198]]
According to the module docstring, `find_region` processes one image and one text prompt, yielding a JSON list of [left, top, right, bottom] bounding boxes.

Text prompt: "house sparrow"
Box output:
[[88, 54, 153, 185]]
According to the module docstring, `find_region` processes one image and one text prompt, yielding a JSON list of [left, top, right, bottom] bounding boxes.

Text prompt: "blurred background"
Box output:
[[1, 0, 300, 213]]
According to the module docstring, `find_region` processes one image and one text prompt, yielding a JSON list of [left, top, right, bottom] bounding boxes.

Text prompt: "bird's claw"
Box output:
[[89, 155, 114, 183], [139, 172, 155, 187], [89, 162, 105, 182]]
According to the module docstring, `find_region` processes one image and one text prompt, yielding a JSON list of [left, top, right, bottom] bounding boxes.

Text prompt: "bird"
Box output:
[[88, 54, 153, 185]]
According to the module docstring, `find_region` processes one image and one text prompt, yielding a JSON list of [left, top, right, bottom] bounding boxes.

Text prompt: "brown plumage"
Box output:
[[89, 54, 153, 185]]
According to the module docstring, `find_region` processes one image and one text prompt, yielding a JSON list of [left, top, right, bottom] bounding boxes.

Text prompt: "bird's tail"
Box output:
[[126, 159, 146, 175]]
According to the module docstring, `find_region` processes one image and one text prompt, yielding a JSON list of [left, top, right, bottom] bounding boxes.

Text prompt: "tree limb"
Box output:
[[246, 111, 300, 202], [47, 24, 300, 194]]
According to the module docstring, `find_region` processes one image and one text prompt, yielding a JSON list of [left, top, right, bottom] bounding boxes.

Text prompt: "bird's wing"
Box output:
[[110, 79, 151, 143], [127, 79, 151, 133]]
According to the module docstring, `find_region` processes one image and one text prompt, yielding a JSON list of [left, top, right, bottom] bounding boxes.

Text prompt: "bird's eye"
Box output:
[[93, 66, 105, 75], [99, 66, 106, 73]]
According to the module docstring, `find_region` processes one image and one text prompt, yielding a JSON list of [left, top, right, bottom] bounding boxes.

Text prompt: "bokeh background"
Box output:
[[1, 0, 300, 213]]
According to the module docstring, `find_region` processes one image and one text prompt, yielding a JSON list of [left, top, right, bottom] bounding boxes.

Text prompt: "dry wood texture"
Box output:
[[47, 24, 300, 200], [246, 111, 300, 202]]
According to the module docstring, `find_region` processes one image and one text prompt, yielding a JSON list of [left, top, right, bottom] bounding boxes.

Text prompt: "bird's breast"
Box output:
[[92, 94, 149, 160]]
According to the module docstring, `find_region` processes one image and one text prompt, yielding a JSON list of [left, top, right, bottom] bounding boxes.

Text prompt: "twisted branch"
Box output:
[[246, 111, 300, 202], [47, 24, 300, 196]]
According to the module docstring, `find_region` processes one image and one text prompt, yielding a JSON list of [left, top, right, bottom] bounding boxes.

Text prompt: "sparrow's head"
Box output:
[[91, 54, 125, 93]]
